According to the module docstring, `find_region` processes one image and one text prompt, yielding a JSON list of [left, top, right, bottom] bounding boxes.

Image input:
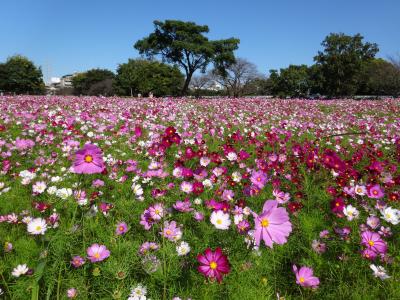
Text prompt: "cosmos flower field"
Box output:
[[0, 96, 399, 300]]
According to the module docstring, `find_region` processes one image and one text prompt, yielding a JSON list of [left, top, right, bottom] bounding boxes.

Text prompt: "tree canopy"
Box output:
[[134, 20, 239, 95], [0, 55, 45, 94], [113, 59, 184, 97], [72, 68, 115, 96], [314, 33, 379, 97]]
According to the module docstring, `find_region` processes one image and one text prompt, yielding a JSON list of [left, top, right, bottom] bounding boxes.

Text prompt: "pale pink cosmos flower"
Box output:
[[253, 200, 292, 248], [87, 244, 110, 262]]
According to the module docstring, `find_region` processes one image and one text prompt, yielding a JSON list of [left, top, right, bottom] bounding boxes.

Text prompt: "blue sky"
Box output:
[[1, 0, 399, 81]]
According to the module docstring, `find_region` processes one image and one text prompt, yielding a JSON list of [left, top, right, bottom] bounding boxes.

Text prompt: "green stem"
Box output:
[[0, 270, 10, 297], [162, 223, 167, 300], [56, 264, 62, 300]]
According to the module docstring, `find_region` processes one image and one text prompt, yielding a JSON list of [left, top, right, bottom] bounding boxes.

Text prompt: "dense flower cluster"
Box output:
[[0, 96, 399, 298]]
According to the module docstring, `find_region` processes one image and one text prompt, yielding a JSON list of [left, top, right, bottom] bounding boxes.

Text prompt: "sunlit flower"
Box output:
[[210, 210, 231, 230], [27, 218, 47, 235]]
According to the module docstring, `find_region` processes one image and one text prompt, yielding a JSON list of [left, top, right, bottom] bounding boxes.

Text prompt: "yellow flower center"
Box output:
[[368, 240, 374, 246], [119, 226, 125, 232], [210, 261, 217, 269], [299, 277, 305, 283], [94, 253, 100, 259], [35, 226, 42, 231], [165, 229, 172, 235], [373, 190, 378, 195], [84, 155, 93, 163], [216, 219, 222, 225], [261, 219, 269, 228], [335, 202, 340, 207]]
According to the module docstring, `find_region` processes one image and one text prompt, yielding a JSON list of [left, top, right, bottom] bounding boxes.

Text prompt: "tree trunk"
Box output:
[[181, 72, 193, 96]]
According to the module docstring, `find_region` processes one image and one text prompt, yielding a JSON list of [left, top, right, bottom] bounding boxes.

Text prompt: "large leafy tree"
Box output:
[[113, 59, 184, 97], [268, 65, 312, 97], [314, 33, 378, 97], [134, 20, 240, 95], [0, 55, 45, 94], [72, 68, 115, 95], [358, 58, 400, 96]]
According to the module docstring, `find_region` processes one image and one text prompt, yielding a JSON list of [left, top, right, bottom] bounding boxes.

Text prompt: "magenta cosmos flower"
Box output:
[[253, 200, 292, 248], [73, 144, 105, 174], [87, 244, 110, 262], [361, 231, 387, 254], [293, 265, 320, 288], [197, 248, 230, 283], [367, 184, 384, 199]]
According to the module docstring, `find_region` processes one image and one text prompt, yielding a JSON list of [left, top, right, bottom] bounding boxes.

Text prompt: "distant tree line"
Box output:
[[1, 21, 399, 98]]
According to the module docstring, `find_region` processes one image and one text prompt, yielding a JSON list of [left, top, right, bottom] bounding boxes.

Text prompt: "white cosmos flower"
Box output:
[[232, 171, 242, 182], [47, 186, 57, 195], [32, 181, 47, 194], [354, 185, 366, 196], [55, 188, 72, 199], [176, 241, 191, 256], [343, 205, 359, 221], [128, 284, 147, 300], [370, 264, 390, 280], [12, 264, 29, 277], [200, 156, 211, 167], [132, 184, 144, 197], [227, 152, 237, 161], [202, 179, 213, 188], [194, 198, 202, 205], [380, 207, 400, 225], [27, 218, 47, 235], [210, 210, 231, 230]]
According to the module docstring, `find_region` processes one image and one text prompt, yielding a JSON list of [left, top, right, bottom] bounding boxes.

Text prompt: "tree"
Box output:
[[0, 55, 45, 94], [72, 68, 115, 95], [314, 33, 379, 97], [268, 65, 312, 97], [358, 59, 400, 96], [113, 59, 184, 97], [211, 58, 261, 97], [388, 53, 400, 71], [134, 20, 240, 95], [190, 74, 213, 91]]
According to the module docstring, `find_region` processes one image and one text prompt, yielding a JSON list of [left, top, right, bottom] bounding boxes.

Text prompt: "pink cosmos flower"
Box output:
[[173, 199, 193, 212], [253, 200, 292, 248], [115, 222, 128, 235], [70, 256, 85, 268], [273, 189, 290, 204], [250, 170, 268, 189], [15, 138, 35, 151], [87, 244, 110, 262], [73, 144, 105, 174], [148, 203, 164, 220], [180, 181, 193, 194], [160, 221, 182, 241], [197, 248, 230, 283], [361, 231, 387, 254], [139, 242, 159, 255], [67, 288, 78, 298], [367, 184, 384, 199], [293, 265, 320, 288]]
